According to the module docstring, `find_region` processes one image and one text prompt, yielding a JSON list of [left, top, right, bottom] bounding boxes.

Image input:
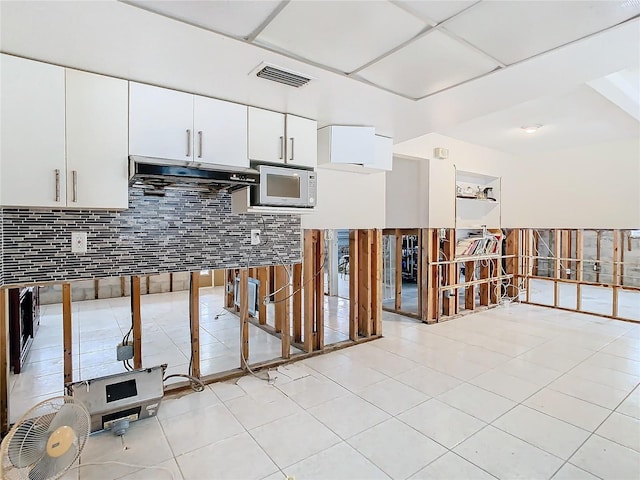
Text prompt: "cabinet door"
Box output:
[[66, 70, 129, 209], [370, 135, 393, 171], [1, 54, 66, 207], [129, 82, 194, 162], [285, 115, 317, 168], [247, 107, 285, 164], [194, 96, 248, 169]]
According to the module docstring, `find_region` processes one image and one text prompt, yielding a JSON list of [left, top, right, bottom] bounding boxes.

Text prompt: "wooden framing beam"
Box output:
[[428, 229, 439, 323], [189, 272, 200, 378], [62, 283, 73, 385], [464, 260, 476, 310], [419, 229, 430, 322], [292, 263, 302, 343], [131, 276, 142, 369], [395, 230, 402, 310], [314, 230, 325, 351], [169, 272, 174, 292], [443, 229, 457, 316], [1, 288, 9, 436], [479, 260, 490, 306], [94, 279, 99, 299], [576, 230, 583, 311], [239, 269, 249, 369], [596, 230, 602, 283], [372, 229, 382, 336], [120, 277, 126, 297], [506, 229, 521, 300], [358, 229, 372, 337], [303, 230, 314, 352], [561, 230, 570, 279], [257, 267, 268, 325], [224, 269, 235, 308], [275, 265, 291, 358], [553, 229, 561, 307], [146, 275, 151, 295], [612, 229, 620, 318], [349, 230, 359, 340]]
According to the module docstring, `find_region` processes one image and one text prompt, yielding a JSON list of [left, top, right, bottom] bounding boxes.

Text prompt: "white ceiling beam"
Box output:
[[587, 72, 640, 122]]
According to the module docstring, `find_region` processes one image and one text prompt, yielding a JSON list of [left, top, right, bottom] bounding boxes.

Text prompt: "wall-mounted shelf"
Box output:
[[455, 169, 501, 230]]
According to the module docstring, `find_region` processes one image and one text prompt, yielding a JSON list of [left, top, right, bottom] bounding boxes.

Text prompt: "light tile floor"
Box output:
[[43, 302, 639, 479]]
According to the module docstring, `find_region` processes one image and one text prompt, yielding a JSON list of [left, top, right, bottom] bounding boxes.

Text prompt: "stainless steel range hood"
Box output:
[[129, 156, 259, 194]]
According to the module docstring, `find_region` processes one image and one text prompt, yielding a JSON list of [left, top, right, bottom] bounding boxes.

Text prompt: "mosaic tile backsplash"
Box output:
[[0, 188, 302, 286]]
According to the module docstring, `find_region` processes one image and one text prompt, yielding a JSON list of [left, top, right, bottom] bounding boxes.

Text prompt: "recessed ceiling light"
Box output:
[[521, 124, 542, 134]]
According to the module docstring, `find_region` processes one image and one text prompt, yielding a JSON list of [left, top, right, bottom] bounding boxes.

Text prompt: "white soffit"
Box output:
[[394, 0, 478, 25], [443, 0, 640, 65], [438, 84, 640, 155], [123, 0, 282, 38], [254, 1, 427, 73], [587, 67, 640, 121], [358, 30, 500, 99]]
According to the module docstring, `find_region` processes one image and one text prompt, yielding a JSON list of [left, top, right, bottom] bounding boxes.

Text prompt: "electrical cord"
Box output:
[[69, 461, 174, 479]]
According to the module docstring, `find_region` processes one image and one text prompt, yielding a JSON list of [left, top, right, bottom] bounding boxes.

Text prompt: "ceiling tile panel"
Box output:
[[443, 0, 640, 65], [254, 0, 427, 73], [125, 0, 282, 38], [357, 30, 500, 98], [394, 0, 478, 24]]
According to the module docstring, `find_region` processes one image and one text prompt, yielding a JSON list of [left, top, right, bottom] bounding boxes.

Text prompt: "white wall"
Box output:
[[301, 169, 385, 230], [385, 156, 421, 228], [393, 133, 640, 229], [502, 138, 640, 229]]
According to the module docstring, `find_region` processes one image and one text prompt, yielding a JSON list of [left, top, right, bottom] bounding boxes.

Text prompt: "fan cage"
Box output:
[[1, 396, 90, 480]]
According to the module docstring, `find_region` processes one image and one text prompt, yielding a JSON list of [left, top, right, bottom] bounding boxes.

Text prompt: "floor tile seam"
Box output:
[[611, 407, 640, 422], [591, 429, 640, 454], [468, 368, 550, 397], [545, 380, 633, 410], [555, 385, 640, 479], [488, 416, 591, 460], [305, 404, 392, 443], [433, 386, 502, 424], [442, 450, 503, 480], [393, 405, 486, 449], [555, 462, 605, 480]]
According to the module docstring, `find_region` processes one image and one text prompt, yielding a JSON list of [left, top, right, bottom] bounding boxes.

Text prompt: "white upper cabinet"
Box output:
[[1, 54, 66, 207], [372, 135, 393, 171], [248, 107, 286, 164], [66, 69, 129, 209], [285, 115, 317, 168], [129, 82, 194, 162], [193, 96, 248, 169]]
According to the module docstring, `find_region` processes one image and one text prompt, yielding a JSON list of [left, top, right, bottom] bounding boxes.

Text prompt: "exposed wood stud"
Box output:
[[596, 230, 602, 283], [561, 230, 570, 279], [506, 229, 521, 300], [257, 267, 269, 325], [358, 230, 372, 337], [612, 229, 620, 318], [428, 229, 439, 323], [419, 229, 429, 322], [224, 269, 235, 308], [303, 230, 314, 352], [239, 269, 249, 369], [1, 289, 10, 436], [395, 230, 402, 310], [275, 265, 291, 358], [120, 277, 126, 297], [94, 279, 99, 299], [576, 230, 584, 311], [443, 229, 457, 316], [465, 260, 476, 310], [189, 272, 200, 378], [131, 276, 142, 369], [169, 273, 174, 292], [479, 260, 490, 306], [314, 230, 325, 351], [62, 283, 73, 385], [553, 229, 561, 307], [292, 263, 303, 342], [146, 275, 151, 294], [620, 230, 625, 285], [349, 230, 359, 340], [372, 229, 383, 336]]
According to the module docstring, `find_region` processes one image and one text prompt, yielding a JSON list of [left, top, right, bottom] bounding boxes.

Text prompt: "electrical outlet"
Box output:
[[71, 232, 87, 253], [565, 268, 571, 275], [251, 229, 261, 245]]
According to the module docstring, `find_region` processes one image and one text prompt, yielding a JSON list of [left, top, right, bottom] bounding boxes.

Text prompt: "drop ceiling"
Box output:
[[124, 0, 640, 100]]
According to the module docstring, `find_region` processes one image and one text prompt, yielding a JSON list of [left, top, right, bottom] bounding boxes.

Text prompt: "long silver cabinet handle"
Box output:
[[54, 169, 60, 202], [290, 137, 295, 161], [186, 129, 192, 157], [279, 136, 284, 160], [72, 170, 78, 203], [198, 131, 203, 158]]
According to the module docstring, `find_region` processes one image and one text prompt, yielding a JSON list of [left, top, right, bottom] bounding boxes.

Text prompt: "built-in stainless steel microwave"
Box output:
[[251, 164, 316, 208]]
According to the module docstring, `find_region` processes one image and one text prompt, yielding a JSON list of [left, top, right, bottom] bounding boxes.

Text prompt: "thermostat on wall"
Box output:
[[433, 147, 449, 159]]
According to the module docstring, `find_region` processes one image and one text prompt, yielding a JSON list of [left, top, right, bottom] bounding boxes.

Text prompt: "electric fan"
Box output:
[[1, 396, 90, 480]]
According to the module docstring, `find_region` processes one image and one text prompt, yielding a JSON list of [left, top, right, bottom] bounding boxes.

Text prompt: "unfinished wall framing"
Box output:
[[520, 228, 640, 322]]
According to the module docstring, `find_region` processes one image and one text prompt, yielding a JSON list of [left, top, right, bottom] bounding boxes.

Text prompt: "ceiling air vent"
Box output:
[[255, 64, 312, 88]]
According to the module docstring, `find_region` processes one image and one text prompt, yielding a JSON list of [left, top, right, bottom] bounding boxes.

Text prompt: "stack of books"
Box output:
[[455, 231, 502, 257]]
